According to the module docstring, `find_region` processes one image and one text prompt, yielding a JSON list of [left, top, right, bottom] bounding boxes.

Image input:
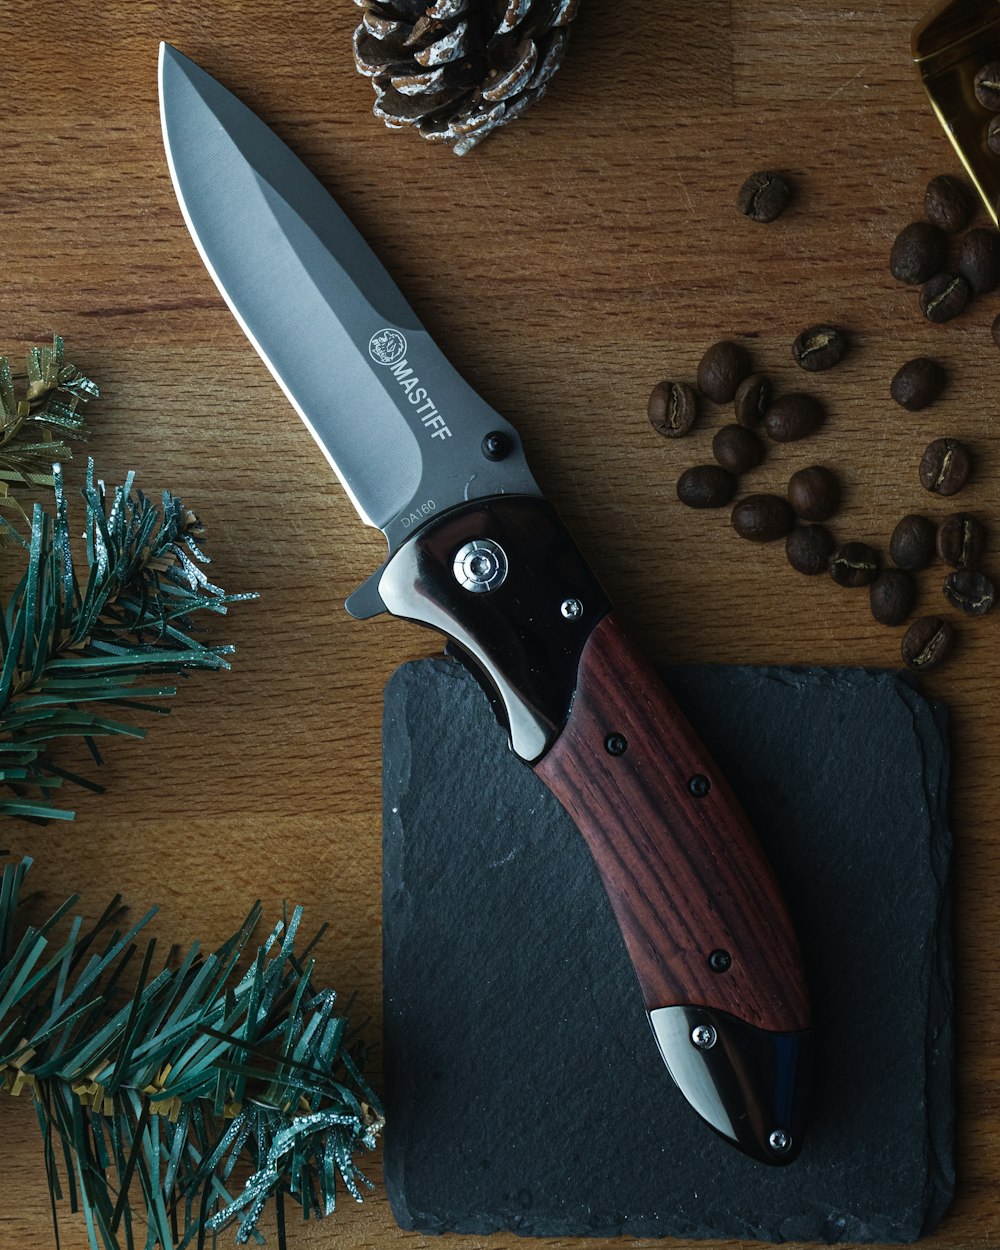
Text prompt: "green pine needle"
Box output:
[[0, 458, 257, 820], [0, 856, 383, 1249]]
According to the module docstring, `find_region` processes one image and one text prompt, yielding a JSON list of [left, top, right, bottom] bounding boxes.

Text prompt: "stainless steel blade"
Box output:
[[158, 43, 539, 547]]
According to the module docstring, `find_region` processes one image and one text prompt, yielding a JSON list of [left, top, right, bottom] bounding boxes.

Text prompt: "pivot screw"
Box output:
[[689, 774, 711, 798], [691, 1024, 717, 1050], [481, 431, 511, 461], [708, 949, 732, 973], [453, 540, 508, 593], [605, 733, 627, 756], [560, 597, 583, 619], [768, 1129, 792, 1153]]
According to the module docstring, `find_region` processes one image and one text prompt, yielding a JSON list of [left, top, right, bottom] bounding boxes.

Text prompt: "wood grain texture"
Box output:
[[536, 612, 810, 1031], [2, 0, 998, 1246]]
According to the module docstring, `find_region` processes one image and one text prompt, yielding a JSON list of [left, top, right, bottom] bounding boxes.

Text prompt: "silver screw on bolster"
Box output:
[[691, 1024, 717, 1049], [560, 597, 583, 619], [453, 540, 508, 593]]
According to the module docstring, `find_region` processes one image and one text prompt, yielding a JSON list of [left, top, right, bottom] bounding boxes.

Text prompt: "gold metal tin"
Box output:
[[913, 0, 1000, 225]]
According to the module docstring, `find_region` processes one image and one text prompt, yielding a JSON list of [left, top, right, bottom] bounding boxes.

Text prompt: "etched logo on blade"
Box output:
[[366, 326, 453, 443], [369, 328, 407, 366]]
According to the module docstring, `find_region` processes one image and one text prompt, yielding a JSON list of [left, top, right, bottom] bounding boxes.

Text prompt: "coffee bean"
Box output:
[[731, 494, 795, 543], [697, 341, 752, 404], [890, 514, 936, 571], [787, 465, 840, 521], [676, 465, 737, 509], [737, 171, 791, 223], [919, 437, 972, 496], [648, 380, 698, 438], [786, 524, 836, 575], [889, 357, 945, 411], [869, 569, 916, 626], [936, 513, 985, 568], [919, 273, 970, 322], [889, 221, 947, 284], [990, 115, 1000, 154], [764, 393, 824, 442], [712, 424, 764, 474], [943, 569, 995, 615], [958, 227, 1000, 294], [792, 325, 847, 372], [975, 61, 1000, 110], [901, 616, 954, 670], [923, 175, 972, 233], [733, 374, 771, 427], [829, 541, 879, 587]]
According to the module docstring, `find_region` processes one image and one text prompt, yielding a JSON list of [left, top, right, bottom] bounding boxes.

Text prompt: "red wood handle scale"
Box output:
[[535, 612, 810, 1033]]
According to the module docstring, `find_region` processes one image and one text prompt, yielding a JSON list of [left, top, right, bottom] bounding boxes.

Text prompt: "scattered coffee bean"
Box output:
[[764, 393, 824, 442], [936, 513, 984, 568], [712, 424, 764, 474], [975, 61, 1000, 110], [901, 616, 954, 670], [943, 569, 995, 615], [958, 227, 1000, 294], [786, 524, 836, 575], [733, 373, 771, 427], [829, 541, 879, 587], [787, 465, 840, 522], [676, 464, 737, 509], [648, 380, 699, 438], [792, 325, 847, 372], [990, 115, 1000, 154], [731, 494, 795, 543], [869, 568, 916, 626], [919, 272, 970, 322], [889, 357, 945, 411], [890, 514, 936, 571], [737, 171, 791, 223], [919, 437, 972, 496], [923, 174, 972, 234], [889, 221, 947, 284], [697, 341, 752, 404]]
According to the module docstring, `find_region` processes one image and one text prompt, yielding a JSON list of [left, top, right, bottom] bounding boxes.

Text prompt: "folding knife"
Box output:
[[159, 43, 812, 1165]]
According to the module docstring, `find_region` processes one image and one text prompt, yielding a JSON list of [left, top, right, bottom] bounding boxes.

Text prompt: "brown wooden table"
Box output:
[[3, 1, 998, 1246]]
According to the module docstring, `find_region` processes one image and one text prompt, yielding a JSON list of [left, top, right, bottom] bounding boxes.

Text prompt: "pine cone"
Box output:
[[352, 0, 579, 155]]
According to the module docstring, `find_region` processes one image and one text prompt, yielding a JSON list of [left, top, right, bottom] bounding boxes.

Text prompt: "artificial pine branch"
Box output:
[[0, 459, 257, 820], [0, 335, 96, 501], [0, 856, 383, 1250], [0, 339, 379, 1248]]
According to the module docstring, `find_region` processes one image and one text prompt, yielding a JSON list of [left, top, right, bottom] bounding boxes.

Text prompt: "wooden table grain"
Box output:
[[3, 1, 998, 1246]]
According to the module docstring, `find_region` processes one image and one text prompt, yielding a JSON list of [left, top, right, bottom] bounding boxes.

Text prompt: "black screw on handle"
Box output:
[[708, 948, 733, 973]]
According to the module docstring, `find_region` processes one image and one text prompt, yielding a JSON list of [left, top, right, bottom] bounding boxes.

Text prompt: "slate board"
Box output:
[[382, 659, 954, 1243]]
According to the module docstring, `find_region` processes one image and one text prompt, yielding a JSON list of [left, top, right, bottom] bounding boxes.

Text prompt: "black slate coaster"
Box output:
[[382, 660, 954, 1243]]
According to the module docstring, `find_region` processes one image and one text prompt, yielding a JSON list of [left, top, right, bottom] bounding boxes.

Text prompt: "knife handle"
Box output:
[[370, 494, 811, 1160], [534, 612, 810, 1033]]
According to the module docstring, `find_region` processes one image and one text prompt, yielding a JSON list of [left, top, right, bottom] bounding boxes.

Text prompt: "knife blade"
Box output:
[[159, 42, 812, 1164]]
